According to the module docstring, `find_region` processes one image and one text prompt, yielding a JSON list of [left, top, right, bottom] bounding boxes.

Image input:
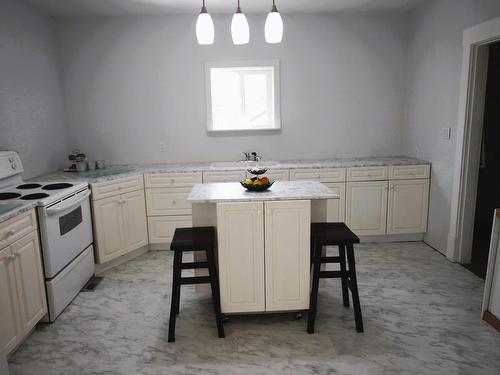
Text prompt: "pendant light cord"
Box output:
[[236, 0, 242, 14], [201, 0, 207, 14], [271, 0, 278, 13]]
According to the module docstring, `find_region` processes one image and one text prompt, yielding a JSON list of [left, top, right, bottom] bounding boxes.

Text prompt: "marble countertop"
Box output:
[[188, 181, 340, 203], [31, 156, 430, 184], [0, 202, 36, 223]]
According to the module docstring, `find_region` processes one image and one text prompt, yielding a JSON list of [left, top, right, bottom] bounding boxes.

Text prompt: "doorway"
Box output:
[[463, 42, 500, 278]]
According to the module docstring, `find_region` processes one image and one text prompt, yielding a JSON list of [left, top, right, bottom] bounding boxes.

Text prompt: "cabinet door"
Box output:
[[264, 200, 311, 311], [121, 190, 148, 252], [216, 202, 265, 313], [346, 181, 388, 235], [147, 215, 192, 244], [387, 179, 429, 234], [11, 231, 47, 333], [92, 196, 125, 263], [325, 183, 345, 222], [0, 246, 22, 355]]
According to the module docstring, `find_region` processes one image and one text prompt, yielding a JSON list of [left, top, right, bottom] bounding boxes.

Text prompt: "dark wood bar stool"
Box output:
[[308, 222, 364, 333], [168, 227, 225, 342]]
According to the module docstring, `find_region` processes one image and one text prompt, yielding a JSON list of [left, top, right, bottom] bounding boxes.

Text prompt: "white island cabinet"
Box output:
[[188, 181, 338, 314]]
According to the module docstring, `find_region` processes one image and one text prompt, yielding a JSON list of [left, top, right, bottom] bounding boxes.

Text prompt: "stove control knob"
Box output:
[[11, 163, 17, 170], [8, 157, 14, 162]]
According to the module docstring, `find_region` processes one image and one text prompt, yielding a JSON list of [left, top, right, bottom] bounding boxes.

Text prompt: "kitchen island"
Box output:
[[188, 181, 339, 314]]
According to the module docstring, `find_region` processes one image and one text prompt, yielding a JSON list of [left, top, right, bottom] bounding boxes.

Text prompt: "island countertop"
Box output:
[[188, 181, 339, 203]]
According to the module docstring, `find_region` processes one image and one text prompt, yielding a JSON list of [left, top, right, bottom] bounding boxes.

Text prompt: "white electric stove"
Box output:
[[0, 151, 95, 322]]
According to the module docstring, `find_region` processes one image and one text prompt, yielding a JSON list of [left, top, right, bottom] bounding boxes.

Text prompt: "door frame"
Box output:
[[447, 17, 500, 262]]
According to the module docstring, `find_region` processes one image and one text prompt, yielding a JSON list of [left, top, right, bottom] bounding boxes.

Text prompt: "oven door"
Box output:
[[38, 189, 93, 278]]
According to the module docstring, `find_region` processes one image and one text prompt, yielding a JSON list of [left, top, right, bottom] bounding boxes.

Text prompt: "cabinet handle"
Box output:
[[172, 200, 177, 204], [5, 230, 15, 238], [8, 254, 16, 261], [170, 179, 175, 183]]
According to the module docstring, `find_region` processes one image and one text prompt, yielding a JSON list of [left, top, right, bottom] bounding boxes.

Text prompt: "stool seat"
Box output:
[[170, 227, 216, 251], [311, 223, 360, 245]]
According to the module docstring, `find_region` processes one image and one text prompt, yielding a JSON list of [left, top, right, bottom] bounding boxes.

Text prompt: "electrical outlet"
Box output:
[[442, 127, 451, 140], [159, 142, 166, 152]]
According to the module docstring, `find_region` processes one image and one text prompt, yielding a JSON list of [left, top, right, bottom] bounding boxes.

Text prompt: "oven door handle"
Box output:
[[45, 190, 91, 216]]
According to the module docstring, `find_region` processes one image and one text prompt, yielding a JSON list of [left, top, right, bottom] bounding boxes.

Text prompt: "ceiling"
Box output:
[[24, 0, 427, 16]]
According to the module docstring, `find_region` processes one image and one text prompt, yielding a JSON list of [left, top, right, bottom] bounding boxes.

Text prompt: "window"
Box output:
[[205, 61, 281, 132]]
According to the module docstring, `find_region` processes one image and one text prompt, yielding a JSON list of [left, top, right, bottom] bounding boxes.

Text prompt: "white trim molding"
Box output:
[[447, 17, 500, 262]]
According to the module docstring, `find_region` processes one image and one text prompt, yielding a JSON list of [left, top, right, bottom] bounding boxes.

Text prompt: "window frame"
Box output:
[[205, 60, 281, 132]]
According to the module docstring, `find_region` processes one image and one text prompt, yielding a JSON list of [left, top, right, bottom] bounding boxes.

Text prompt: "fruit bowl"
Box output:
[[240, 178, 275, 192]]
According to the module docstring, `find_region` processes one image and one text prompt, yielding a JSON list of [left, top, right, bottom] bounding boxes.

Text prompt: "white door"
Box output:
[[387, 179, 429, 234], [216, 202, 265, 313], [346, 181, 388, 235], [92, 196, 125, 263], [0, 246, 23, 355], [325, 182, 346, 222], [121, 190, 148, 252], [11, 232, 47, 332], [264, 200, 311, 311]]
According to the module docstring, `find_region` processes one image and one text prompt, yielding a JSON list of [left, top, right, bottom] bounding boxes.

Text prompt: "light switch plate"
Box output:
[[442, 127, 451, 140]]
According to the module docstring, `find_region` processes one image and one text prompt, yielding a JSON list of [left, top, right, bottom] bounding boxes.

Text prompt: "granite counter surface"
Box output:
[[0, 202, 36, 223], [188, 181, 340, 203], [31, 156, 430, 184]]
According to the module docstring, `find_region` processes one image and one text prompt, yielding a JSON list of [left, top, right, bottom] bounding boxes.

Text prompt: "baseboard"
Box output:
[[95, 245, 149, 275], [149, 243, 170, 251], [483, 310, 500, 332], [358, 233, 424, 243]]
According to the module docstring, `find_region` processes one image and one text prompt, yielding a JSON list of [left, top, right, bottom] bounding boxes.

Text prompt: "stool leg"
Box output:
[[206, 247, 225, 338], [175, 251, 183, 315], [307, 244, 322, 334], [339, 244, 350, 308], [168, 251, 182, 342], [346, 244, 364, 333]]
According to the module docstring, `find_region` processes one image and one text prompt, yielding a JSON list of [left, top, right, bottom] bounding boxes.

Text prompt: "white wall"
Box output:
[[54, 12, 410, 164], [0, 0, 69, 178], [405, 0, 500, 254]]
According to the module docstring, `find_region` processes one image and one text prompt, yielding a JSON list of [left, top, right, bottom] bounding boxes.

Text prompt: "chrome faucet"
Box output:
[[242, 152, 262, 162]]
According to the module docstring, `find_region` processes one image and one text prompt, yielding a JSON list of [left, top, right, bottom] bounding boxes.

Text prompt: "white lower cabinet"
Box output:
[[92, 189, 148, 264], [325, 183, 345, 222], [0, 230, 47, 355], [216, 200, 310, 313], [148, 215, 192, 244], [387, 179, 429, 234], [346, 181, 388, 235], [264, 200, 310, 311], [217, 202, 265, 313]]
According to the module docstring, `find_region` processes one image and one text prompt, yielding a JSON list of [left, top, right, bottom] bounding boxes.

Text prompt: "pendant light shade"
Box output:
[[265, 0, 283, 44], [231, 0, 249, 45], [196, 0, 214, 45]]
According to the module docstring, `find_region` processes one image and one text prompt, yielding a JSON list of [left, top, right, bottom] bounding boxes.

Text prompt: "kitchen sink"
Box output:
[[211, 161, 279, 169]]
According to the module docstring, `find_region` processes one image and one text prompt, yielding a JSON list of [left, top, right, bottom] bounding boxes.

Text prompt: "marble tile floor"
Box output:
[[8, 242, 500, 375]]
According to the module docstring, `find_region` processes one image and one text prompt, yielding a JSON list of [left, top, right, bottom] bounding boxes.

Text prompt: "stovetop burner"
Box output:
[[0, 192, 21, 200], [20, 193, 50, 200], [42, 183, 74, 190], [17, 183, 42, 190]]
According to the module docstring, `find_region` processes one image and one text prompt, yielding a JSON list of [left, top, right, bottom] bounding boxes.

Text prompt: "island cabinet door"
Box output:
[[216, 202, 265, 313], [264, 200, 311, 311]]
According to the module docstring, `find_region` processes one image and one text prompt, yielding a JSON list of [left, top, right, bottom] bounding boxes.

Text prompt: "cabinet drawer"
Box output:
[[91, 175, 144, 200], [144, 172, 202, 188], [146, 188, 192, 216], [246, 169, 290, 181], [148, 215, 192, 244], [203, 171, 246, 183], [389, 165, 430, 180], [0, 209, 37, 250], [347, 166, 388, 181], [289, 168, 346, 182]]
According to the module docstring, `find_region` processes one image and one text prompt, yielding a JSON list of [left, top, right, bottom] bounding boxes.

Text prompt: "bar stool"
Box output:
[[168, 226, 225, 342], [308, 222, 364, 333]]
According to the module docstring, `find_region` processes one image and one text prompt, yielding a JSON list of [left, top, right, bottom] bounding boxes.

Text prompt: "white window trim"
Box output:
[[205, 60, 281, 132]]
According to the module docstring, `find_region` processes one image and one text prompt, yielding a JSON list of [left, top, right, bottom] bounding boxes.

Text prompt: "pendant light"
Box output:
[[265, 0, 283, 44], [231, 0, 249, 45], [196, 0, 214, 45]]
